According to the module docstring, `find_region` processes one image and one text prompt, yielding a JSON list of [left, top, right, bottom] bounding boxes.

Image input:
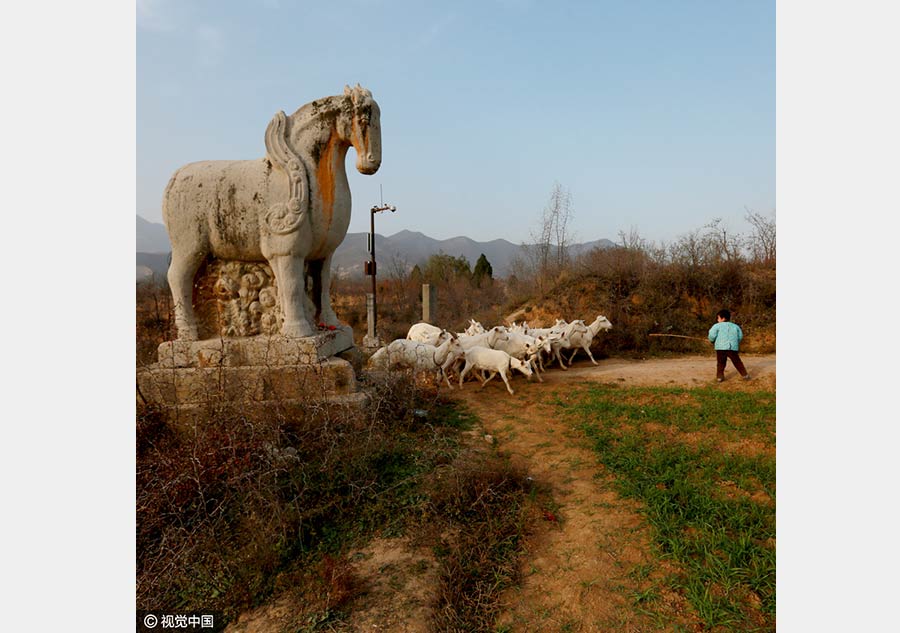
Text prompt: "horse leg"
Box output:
[[269, 254, 315, 337], [314, 254, 341, 327], [167, 247, 205, 340], [307, 258, 324, 325]]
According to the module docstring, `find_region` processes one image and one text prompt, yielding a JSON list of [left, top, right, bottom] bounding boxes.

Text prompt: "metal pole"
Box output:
[[370, 207, 377, 334], [367, 202, 396, 344]]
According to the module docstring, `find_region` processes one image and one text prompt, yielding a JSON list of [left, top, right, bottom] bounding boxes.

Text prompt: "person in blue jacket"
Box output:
[[708, 309, 750, 382]]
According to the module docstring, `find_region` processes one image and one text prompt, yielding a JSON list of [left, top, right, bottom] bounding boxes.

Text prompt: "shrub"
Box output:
[[136, 374, 450, 620], [136, 279, 175, 366], [427, 453, 531, 632]]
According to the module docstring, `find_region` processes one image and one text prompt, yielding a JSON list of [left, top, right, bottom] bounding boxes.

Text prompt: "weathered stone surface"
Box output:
[[336, 346, 366, 375], [138, 326, 363, 418], [138, 357, 358, 407], [162, 85, 381, 341], [156, 327, 354, 369]]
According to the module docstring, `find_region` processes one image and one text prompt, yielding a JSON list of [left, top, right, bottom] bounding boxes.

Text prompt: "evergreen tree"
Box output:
[[473, 253, 493, 287], [410, 264, 423, 285]]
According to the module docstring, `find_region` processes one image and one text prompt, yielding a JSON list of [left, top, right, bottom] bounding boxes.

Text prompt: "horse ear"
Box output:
[[344, 85, 352, 96]]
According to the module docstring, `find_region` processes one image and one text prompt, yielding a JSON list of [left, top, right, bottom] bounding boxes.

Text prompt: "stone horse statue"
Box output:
[[163, 85, 382, 340]]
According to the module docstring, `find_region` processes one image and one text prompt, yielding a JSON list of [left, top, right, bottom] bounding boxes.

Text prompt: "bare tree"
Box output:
[[385, 252, 411, 281], [745, 208, 776, 265], [550, 183, 574, 270], [701, 218, 744, 263], [669, 227, 704, 268], [526, 182, 575, 291], [618, 225, 647, 251]]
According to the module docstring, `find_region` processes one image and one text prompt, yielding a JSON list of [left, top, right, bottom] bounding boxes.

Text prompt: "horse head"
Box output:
[[273, 85, 381, 176], [342, 84, 381, 175]]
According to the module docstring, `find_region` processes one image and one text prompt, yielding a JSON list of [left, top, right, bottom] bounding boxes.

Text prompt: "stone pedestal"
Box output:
[[137, 326, 367, 421]]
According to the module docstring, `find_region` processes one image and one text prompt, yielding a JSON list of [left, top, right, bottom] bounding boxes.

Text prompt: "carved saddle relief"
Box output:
[[263, 111, 310, 235]]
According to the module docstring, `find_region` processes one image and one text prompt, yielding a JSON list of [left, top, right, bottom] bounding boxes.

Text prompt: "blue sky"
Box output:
[[137, 0, 774, 244]]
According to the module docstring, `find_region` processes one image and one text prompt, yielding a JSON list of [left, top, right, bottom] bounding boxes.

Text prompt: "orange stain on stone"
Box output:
[[315, 128, 339, 242], [354, 119, 368, 158]]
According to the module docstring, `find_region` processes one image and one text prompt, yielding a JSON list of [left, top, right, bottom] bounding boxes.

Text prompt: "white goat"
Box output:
[[547, 321, 590, 370], [464, 319, 485, 336], [520, 321, 568, 371], [406, 322, 452, 346], [457, 326, 510, 351], [452, 326, 511, 383], [458, 346, 533, 395], [524, 319, 568, 338], [492, 332, 549, 382], [368, 335, 464, 388], [566, 315, 613, 365], [508, 321, 528, 334]]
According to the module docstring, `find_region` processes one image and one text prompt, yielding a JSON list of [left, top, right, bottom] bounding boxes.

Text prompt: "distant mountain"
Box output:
[[137, 215, 171, 253], [330, 231, 615, 278], [330, 230, 529, 278], [136, 215, 615, 280]]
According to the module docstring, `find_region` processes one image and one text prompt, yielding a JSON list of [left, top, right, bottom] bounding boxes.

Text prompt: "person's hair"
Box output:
[[717, 309, 731, 321]]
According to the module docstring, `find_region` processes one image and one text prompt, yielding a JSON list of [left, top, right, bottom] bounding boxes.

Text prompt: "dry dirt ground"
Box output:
[[226, 354, 775, 633]]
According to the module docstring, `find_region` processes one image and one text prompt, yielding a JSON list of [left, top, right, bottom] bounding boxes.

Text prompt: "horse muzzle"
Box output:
[[357, 155, 381, 174]]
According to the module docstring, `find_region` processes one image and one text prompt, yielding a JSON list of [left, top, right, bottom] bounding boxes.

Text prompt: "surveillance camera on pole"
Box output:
[[364, 199, 396, 350]]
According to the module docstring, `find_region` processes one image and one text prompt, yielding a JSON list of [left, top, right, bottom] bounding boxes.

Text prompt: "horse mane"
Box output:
[[290, 94, 344, 122], [289, 85, 374, 127]]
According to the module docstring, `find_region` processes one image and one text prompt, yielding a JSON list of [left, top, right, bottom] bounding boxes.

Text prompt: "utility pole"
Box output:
[[364, 188, 395, 350]]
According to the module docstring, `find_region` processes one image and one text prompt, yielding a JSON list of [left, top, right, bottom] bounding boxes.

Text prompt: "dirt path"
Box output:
[[450, 354, 775, 632], [547, 353, 776, 389]]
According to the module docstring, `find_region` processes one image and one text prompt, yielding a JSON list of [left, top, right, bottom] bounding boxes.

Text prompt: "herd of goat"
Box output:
[[367, 315, 613, 394]]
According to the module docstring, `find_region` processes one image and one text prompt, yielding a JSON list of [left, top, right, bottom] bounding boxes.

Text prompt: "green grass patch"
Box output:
[[555, 384, 775, 444], [560, 383, 775, 632]]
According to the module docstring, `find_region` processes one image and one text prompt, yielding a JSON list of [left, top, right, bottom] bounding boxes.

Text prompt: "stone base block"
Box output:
[[157, 326, 354, 369], [138, 356, 358, 407], [139, 329, 366, 423]]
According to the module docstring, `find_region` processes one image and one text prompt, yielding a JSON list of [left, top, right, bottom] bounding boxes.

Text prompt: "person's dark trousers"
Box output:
[[716, 350, 747, 380]]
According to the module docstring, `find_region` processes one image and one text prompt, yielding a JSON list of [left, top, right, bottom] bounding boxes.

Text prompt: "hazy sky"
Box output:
[[137, 0, 774, 244]]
